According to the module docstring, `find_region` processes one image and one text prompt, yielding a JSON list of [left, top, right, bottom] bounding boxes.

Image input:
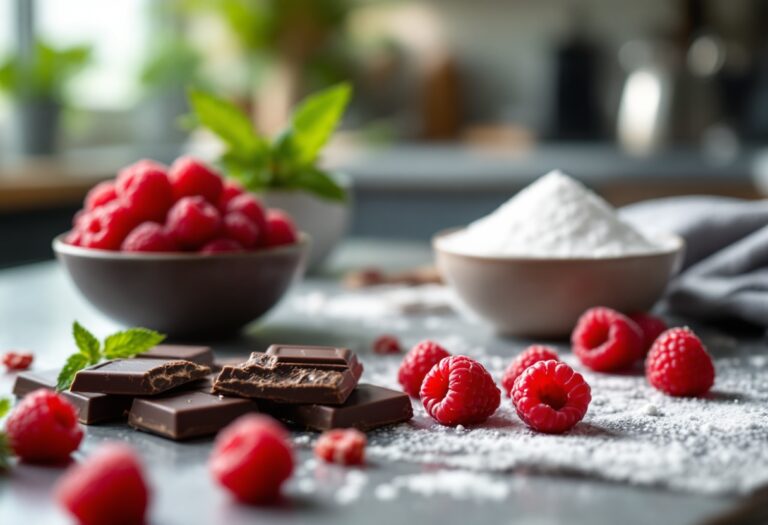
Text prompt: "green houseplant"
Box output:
[[188, 82, 352, 267], [0, 39, 91, 154]]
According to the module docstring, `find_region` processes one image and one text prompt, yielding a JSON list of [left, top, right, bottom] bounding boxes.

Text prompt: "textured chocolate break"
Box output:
[[212, 349, 363, 404], [70, 358, 211, 396]]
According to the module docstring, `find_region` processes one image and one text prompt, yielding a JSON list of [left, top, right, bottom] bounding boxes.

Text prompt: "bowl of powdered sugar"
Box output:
[[433, 170, 684, 337]]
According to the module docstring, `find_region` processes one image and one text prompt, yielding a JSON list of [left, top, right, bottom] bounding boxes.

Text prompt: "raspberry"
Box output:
[[217, 180, 245, 212], [2, 350, 34, 370], [116, 160, 174, 222], [501, 345, 559, 397], [169, 156, 223, 204], [55, 443, 149, 525], [200, 238, 243, 254], [421, 355, 500, 426], [210, 415, 293, 504], [226, 194, 267, 238], [571, 307, 643, 372], [77, 202, 138, 251], [5, 389, 83, 463], [166, 196, 222, 249], [65, 229, 83, 246], [121, 222, 177, 252], [223, 212, 260, 248], [397, 340, 451, 397], [314, 429, 366, 465], [511, 360, 591, 434], [264, 209, 298, 247], [84, 181, 117, 210], [373, 334, 401, 355], [630, 313, 668, 353], [646, 328, 714, 397]]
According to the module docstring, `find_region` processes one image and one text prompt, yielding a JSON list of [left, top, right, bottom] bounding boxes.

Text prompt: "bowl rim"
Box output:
[[53, 232, 311, 261], [432, 228, 685, 263]]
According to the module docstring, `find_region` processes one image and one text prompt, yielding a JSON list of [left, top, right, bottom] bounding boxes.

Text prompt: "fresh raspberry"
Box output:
[[5, 389, 83, 463], [116, 160, 174, 223], [168, 156, 223, 204], [571, 307, 643, 372], [2, 350, 34, 370], [210, 415, 293, 505], [217, 180, 245, 212], [77, 201, 138, 251], [501, 345, 559, 397], [373, 334, 401, 355], [84, 181, 117, 211], [166, 196, 222, 249], [314, 429, 366, 465], [629, 313, 668, 353], [264, 209, 298, 247], [55, 443, 149, 525], [511, 360, 591, 434], [397, 340, 451, 397], [121, 222, 177, 252], [225, 194, 267, 238], [223, 212, 260, 248], [646, 328, 714, 397], [200, 238, 243, 254], [421, 355, 500, 426]]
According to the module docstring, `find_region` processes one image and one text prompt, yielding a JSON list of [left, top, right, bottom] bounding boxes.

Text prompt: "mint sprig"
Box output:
[[56, 322, 165, 391], [0, 397, 11, 470], [187, 82, 352, 203]]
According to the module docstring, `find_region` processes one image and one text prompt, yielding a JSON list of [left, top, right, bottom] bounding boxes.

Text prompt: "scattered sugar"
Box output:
[[441, 170, 662, 258], [334, 470, 368, 505], [374, 470, 509, 502]]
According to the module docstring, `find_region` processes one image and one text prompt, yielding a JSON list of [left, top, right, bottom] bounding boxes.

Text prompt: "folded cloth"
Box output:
[[621, 196, 768, 328]]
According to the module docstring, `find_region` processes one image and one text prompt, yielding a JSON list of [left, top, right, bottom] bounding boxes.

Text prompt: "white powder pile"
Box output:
[[362, 351, 768, 495], [374, 471, 509, 501], [443, 170, 662, 257]]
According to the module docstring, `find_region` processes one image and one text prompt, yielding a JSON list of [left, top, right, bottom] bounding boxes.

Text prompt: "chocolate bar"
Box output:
[[143, 345, 214, 366], [212, 345, 363, 404], [128, 390, 259, 440], [261, 384, 413, 431], [12, 370, 132, 424], [70, 359, 210, 396]]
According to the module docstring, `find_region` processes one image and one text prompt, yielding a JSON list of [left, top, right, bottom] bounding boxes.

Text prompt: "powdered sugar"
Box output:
[[374, 470, 509, 501], [442, 170, 662, 258]]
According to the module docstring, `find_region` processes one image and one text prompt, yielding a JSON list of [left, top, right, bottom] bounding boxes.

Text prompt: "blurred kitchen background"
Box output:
[[2, 0, 768, 267]]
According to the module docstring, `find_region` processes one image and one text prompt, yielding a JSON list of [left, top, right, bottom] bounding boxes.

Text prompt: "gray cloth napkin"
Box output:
[[621, 196, 768, 328]]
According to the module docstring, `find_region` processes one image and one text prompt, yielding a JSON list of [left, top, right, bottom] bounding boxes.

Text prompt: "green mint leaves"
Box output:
[[187, 82, 352, 202], [56, 322, 165, 391], [0, 397, 10, 470]]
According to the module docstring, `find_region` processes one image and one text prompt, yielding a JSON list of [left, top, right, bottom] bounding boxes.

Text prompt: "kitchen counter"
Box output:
[[0, 239, 761, 525]]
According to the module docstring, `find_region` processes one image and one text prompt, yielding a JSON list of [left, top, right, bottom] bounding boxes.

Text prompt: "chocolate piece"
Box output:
[[261, 384, 413, 431], [211, 356, 251, 372], [143, 345, 214, 366], [71, 359, 210, 396], [129, 390, 259, 440], [12, 370, 131, 424], [213, 346, 363, 404]]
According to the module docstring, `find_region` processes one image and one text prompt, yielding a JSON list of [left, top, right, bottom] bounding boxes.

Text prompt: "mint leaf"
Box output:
[[188, 89, 268, 158], [103, 328, 165, 359], [56, 353, 89, 391], [288, 168, 346, 202], [73, 321, 100, 364], [0, 398, 10, 419], [286, 82, 351, 166]]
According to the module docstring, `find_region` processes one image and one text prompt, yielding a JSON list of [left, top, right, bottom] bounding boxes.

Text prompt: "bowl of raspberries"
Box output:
[[53, 156, 309, 336]]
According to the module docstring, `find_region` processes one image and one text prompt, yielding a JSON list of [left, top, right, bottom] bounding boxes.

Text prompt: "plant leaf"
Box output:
[[73, 321, 100, 364], [56, 353, 90, 391], [288, 168, 346, 202], [286, 82, 352, 165], [0, 398, 10, 419], [0, 432, 11, 470], [103, 328, 166, 359], [187, 88, 268, 158]]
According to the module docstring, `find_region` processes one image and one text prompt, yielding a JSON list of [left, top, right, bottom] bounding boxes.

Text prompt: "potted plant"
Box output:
[[187, 82, 352, 268], [0, 39, 91, 155]]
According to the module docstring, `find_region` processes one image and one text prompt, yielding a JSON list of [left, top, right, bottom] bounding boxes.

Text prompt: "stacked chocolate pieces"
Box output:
[[213, 345, 413, 431]]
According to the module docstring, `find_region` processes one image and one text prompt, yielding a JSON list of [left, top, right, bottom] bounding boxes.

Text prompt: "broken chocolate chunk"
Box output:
[[70, 359, 210, 396]]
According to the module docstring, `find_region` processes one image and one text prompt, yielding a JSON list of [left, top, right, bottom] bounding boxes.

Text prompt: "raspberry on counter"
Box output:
[[571, 307, 643, 372], [2, 350, 34, 371], [397, 340, 451, 397], [501, 345, 559, 397], [373, 335, 402, 355], [315, 428, 366, 465], [646, 327, 714, 397], [629, 313, 668, 353]]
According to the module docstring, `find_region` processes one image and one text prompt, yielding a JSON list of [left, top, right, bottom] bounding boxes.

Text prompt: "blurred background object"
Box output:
[[2, 0, 768, 266]]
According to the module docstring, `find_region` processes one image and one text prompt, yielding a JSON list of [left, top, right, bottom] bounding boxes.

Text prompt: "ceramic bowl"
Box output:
[[433, 230, 684, 338], [53, 233, 309, 337]]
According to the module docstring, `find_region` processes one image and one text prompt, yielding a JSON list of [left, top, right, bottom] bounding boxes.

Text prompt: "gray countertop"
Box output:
[[0, 239, 757, 525]]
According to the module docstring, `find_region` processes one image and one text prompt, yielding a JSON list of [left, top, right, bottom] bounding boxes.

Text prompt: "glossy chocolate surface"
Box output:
[[143, 345, 214, 366], [70, 359, 210, 395]]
